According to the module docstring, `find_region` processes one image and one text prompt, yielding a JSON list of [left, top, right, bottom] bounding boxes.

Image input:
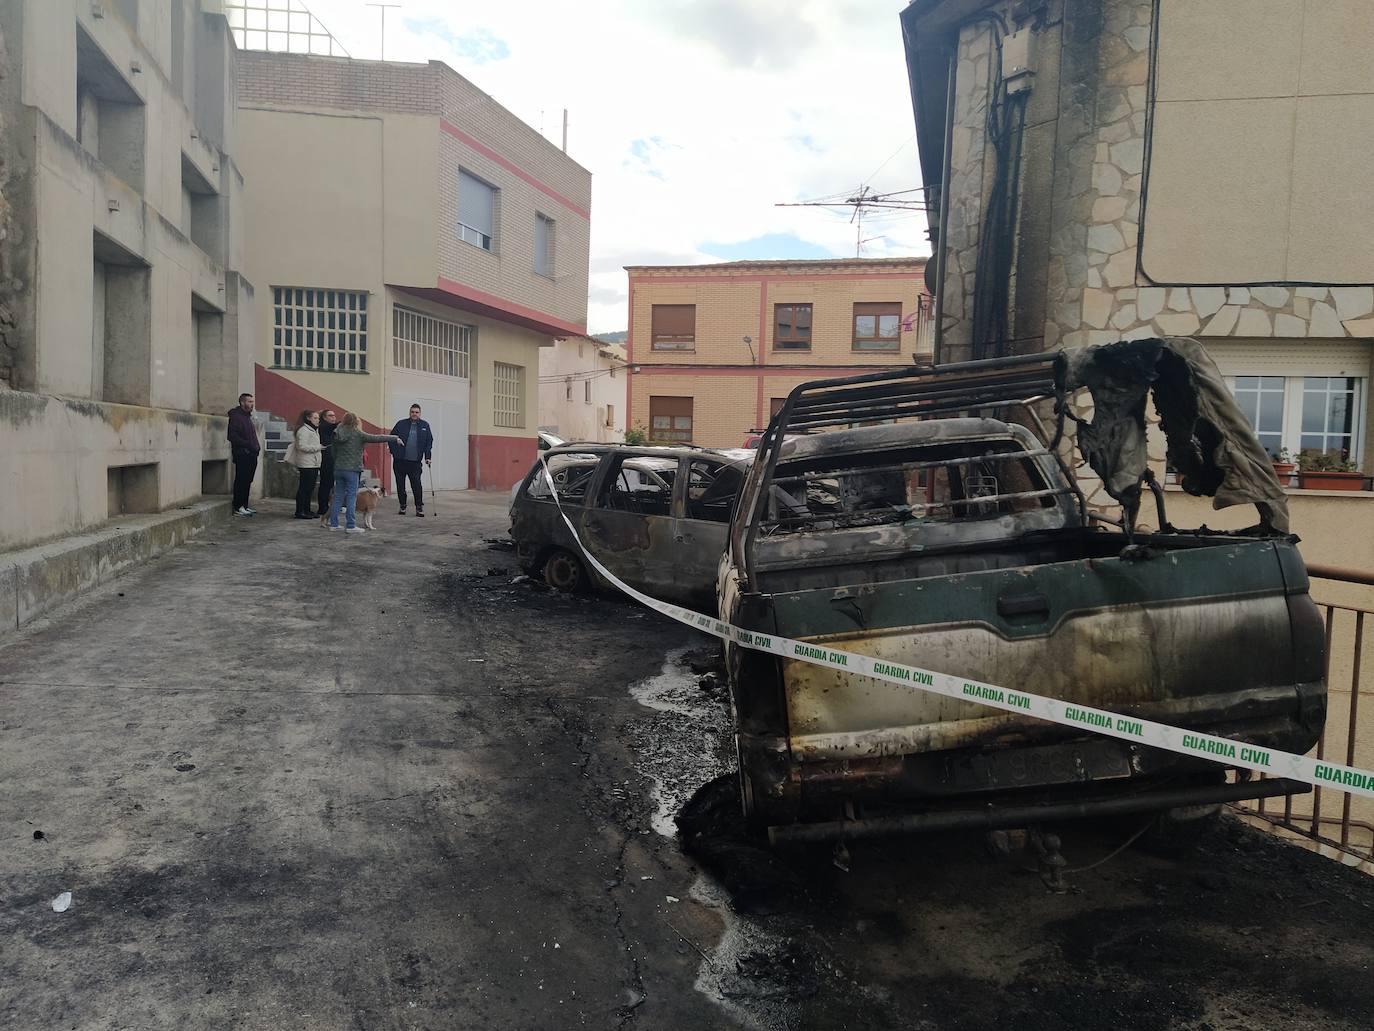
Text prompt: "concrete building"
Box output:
[[234, 49, 592, 491], [625, 258, 931, 449], [0, 0, 253, 557], [901, 0, 1374, 485], [538, 338, 627, 444]]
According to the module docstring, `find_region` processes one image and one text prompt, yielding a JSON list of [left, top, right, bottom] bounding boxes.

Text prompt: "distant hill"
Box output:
[[592, 331, 627, 344]]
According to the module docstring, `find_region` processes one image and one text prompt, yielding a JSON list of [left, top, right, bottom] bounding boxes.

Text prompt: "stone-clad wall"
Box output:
[[939, 21, 995, 359], [940, 0, 1374, 357], [1052, 0, 1374, 349]]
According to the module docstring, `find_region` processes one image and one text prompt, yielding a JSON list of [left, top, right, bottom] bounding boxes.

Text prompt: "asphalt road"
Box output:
[[2, 493, 1373, 1030]]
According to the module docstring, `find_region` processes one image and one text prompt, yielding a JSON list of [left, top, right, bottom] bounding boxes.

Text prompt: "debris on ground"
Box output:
[[675, 774, 807, 912], [728, 941, 822, 1000], [50, 892, 72, 913]]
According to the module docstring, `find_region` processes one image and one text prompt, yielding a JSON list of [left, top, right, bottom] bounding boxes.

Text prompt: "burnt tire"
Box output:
[[542, 548, 585, 592]]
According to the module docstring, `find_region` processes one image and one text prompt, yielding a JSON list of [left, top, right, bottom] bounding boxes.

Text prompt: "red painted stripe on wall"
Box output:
[[469, 433, 537, 491], [434, 277, 586, 338], [629, 365, 910, 377], [254, 364, 393, 488], [440, 119, 590, 220], [627, 271, 921, 286]]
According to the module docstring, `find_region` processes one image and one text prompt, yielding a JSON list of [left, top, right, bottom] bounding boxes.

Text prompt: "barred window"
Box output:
[[272, 287, 368, 371], [493, 362, 524, 428], [392, 305, 472, 378]]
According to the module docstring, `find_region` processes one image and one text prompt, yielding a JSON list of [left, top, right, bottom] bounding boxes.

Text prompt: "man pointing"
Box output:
[[389, 403, 433, 516]]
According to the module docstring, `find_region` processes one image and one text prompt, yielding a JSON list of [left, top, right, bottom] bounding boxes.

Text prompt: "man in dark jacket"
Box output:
[[316, 407, 338, 516], [226, 393, 260, 516], [388, 403, 434, 516]]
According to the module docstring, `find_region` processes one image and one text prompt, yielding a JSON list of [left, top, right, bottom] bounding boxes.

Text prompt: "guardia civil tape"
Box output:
[[536, 459, 1374, 801]]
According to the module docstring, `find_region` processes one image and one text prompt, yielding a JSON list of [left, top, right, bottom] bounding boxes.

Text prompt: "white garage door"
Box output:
[[388, 375, 469, 490], [388, 304, 472, 490]]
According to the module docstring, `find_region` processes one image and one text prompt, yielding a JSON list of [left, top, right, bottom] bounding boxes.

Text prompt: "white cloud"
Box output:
[[301, 1, 931, 332]]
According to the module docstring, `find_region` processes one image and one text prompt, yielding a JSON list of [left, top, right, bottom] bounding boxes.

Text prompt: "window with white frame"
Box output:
[[272, 287, 367, 371], [1229, 374, 1365, 463], [493, 362, 524, 428], [534, 213, 555, 277], [458, 170, 496, 251], [392, 305, 472, 378]]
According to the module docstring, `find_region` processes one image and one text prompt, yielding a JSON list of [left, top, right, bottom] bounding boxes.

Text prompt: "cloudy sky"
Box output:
[[299, 1, 932, 333]]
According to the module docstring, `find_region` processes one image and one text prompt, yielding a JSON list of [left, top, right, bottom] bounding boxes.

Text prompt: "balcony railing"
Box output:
[[1233, 563, 1374, 865]]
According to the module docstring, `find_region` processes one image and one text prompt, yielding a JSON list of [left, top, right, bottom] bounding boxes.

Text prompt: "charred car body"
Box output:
[[720, 339, 1326, 842], [511, 444, 753, 608]]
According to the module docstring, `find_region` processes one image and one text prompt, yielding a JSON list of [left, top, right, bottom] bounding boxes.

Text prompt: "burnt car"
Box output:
[[510, 444, 753, 608], [720, 341, 1326, 842]]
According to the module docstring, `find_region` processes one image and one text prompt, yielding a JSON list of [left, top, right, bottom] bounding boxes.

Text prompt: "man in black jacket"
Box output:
[[388, 403, 434, 516], [226, 393, 260, 516], [316, 407, 338, 516]]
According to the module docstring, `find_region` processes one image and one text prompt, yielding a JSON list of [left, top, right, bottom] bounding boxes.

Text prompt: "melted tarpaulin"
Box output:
[[1061, 337, 1289, 534]]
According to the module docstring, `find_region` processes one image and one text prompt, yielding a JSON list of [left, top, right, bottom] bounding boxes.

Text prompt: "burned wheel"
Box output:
[[542, 548, 585, 592]]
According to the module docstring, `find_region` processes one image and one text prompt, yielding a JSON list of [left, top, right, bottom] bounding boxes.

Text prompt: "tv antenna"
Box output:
[[365, 3, 401, 60]]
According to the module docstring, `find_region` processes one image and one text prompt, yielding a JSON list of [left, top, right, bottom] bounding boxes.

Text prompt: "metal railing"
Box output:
[[1234, 563, 1374, 862]]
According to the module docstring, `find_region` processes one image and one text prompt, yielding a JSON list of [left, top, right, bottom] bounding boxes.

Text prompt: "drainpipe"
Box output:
[[931, 43, 957, 367]]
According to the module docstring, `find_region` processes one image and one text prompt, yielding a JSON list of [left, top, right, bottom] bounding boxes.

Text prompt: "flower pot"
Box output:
[[1297, 471, 1366, 491], [1272, 462, 1295, 484]]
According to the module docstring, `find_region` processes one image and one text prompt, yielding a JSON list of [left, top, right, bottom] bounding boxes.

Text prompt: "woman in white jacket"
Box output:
[[292, 410, 324, 519]]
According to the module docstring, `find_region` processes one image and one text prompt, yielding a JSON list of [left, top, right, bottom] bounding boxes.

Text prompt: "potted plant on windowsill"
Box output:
[[1296, 449, 1366, 491], [1271, 447, 1295, 484]]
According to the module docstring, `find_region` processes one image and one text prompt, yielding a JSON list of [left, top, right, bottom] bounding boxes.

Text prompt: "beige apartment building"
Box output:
[[234, 50, 591, 490], [626, 258, 931, 449], [0, 0, 252, 556], [903, 0, 1374, 563]]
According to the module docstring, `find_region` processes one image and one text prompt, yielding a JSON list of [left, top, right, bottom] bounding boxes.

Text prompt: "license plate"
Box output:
[[943, 738, 1134, 792]]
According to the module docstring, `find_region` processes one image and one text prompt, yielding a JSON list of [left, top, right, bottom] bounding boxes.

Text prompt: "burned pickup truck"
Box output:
[[719, 339, 1325, 841]]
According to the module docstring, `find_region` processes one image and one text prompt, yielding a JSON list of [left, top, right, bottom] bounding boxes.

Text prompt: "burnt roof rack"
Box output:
[[768, 351, 1063, 437], [733, 351, 1081, 584]]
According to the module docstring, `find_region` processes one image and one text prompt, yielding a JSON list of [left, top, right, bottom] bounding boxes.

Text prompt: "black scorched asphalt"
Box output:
[[0, 494, 1371, 1030]]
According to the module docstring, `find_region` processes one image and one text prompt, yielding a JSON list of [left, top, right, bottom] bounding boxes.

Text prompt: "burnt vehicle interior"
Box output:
[[735, 339, 1293, 593]]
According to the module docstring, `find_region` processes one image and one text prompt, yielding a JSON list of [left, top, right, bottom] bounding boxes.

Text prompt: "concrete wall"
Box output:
[[0, 0, 254, 554], [1144, 0, 1374, 285], [0, 389, 233, 552]]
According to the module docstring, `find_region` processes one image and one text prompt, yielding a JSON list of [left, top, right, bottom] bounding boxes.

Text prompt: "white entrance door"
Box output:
[[388, 374, 470, 490]]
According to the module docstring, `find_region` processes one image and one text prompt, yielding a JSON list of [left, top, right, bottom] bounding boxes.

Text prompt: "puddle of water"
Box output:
[[689, 877, 802, 1031], [628, 646, 701, 718], [629, 648, 802, 1029], [627, 647, 732, 837]]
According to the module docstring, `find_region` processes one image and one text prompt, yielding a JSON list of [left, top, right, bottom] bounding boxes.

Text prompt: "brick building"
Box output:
[[625, 258, 931, 449], [234, 48, 591, 490]]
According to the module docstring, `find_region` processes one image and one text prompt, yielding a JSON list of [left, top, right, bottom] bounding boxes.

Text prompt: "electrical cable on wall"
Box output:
[[967, 12, 1033, 361]]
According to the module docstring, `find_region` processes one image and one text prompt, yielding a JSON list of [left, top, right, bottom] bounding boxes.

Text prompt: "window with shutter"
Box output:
[[649, 396, 693, 442], [534, 213, 555, 276], [458, 171, 496, 251], [651, 305, 696, 351]]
